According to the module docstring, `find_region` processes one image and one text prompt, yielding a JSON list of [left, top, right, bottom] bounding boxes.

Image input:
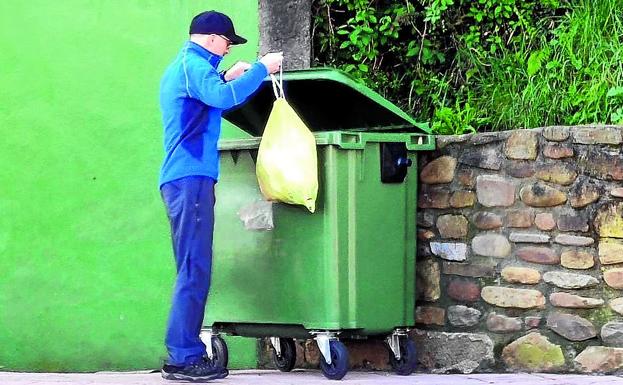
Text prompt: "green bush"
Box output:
[[312, 0, 623, 134]]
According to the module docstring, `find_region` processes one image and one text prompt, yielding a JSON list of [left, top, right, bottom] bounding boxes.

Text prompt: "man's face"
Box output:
[[210, 34, 231, 56]]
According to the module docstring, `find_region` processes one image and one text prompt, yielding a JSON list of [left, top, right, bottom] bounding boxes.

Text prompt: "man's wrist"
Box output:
[[256, 61, 269, 77]]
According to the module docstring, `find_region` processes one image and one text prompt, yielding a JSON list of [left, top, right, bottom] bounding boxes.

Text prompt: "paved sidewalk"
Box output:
[[2, 370, 623, 385]]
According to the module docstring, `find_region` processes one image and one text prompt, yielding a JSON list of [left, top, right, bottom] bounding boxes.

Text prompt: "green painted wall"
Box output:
[[0, 0, 256, 372]]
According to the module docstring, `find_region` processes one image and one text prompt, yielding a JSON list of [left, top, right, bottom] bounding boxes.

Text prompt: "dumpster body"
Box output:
[[201, 69, 434, 379]]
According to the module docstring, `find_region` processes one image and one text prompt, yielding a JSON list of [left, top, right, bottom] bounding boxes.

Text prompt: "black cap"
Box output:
[[189, 11, 247, 45]]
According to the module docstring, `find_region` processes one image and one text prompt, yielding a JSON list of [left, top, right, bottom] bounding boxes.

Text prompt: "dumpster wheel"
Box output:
[[388, 338, 417, 376], [270, 337, 296, 372], [211, 335, 229, 369], [319, 340, 349, 380]]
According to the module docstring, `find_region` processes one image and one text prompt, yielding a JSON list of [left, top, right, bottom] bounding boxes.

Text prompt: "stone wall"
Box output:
[[415, 125, 623, 374]]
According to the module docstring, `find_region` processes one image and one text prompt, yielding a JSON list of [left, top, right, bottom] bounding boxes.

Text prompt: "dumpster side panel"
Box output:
[[210, 149, 277, 324], [330, 143, 417, 334], [210, 138, 417, 337], [209, 148, 337, 330]]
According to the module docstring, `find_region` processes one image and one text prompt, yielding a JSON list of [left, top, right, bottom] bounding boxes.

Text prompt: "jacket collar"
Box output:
[[187, 41, 223, 68]]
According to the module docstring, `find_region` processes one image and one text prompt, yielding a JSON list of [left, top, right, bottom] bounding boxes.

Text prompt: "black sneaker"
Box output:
[[202, 356, 229, 379], [161, 360, 229, 382]]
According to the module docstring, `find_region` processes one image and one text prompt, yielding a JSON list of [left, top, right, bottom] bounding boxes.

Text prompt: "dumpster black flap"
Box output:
[[223, 68, 430, 136]]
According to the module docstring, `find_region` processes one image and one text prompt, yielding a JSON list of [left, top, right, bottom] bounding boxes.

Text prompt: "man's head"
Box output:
[[189, 11, 247, 56]]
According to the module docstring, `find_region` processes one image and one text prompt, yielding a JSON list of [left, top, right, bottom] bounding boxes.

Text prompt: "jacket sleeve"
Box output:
[[190, 62, 269, 109]]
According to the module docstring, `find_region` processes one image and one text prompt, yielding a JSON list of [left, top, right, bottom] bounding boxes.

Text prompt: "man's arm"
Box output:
[[192, 62, 268, 110], [189, 52, 283, 109], [223, 61, 252, 82]]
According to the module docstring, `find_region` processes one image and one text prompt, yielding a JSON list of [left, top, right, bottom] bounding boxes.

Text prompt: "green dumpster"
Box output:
[[201, 69, 434, 380]]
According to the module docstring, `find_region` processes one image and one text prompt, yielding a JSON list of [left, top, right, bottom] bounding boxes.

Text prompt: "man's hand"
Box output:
[[260, 52, 283, 74], [224, 61, 252, 81]]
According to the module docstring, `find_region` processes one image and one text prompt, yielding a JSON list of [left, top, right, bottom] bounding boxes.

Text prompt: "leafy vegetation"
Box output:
[[312, 0, 623, 134]]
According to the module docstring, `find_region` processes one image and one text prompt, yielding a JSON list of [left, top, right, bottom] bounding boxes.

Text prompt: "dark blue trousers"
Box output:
[[160, 176, 215, 366]]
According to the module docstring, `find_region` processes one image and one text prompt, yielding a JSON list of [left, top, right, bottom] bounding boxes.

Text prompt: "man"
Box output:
[[158, 10, 283, 382]]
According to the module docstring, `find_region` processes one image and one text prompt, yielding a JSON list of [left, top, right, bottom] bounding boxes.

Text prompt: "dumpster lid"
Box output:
[[223, 68, 430, 136]]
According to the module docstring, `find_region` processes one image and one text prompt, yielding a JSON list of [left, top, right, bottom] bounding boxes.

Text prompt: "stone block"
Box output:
[[516, 246, 560, 265], [601, 322, 623, 347], [418, 190, 451, 209], [502, 332, 565, 372], [535, 213, 556, 231], [413, 330, 494, 374], [572, 126, 623, 145], [542, 126, 570, 141], [575, 346, 623, 373], [447, 278, 481, 302], [599, 238, 623, 265], [441, 262, 495, 278], [509, 232, 550, 243], [448, 305, 481, 327], [501, 266, 541, 284], [505, 131, 538, 160], [417, 259, 440, 301], [505, 210, 533, 228], [543, 144, 574, 159], [472, 234, 511, 258], [543, 271, 599, 289], [525, 316, 542, 329], [473, 212, 503, 230], [577, 147, 623, 181], [520, 183, 567, 207], [486, 313, 522, 333], [557, 211, 589, 232], [477, 175, 516, 207], [459, 146, 503, 170], [437, 214, 469, 239], [417, 229, 436, 241], [568, 177, 602, 208], [415, 306, 445, 326], [554, 234, 594, 246], [560, 249, 595, 269], [430, 242, 468, 261], [535, 163, 578, 186], [450, 191, 476, 208], [604, 268, 623, 289], [594, 202, 623, 238], [481, 286, 545, 309], [610, 298, 623, 315], [547, 313, 597, 341], [420, 156, 457, 184], [457, 168, 476, 188], [549, 292, 604, 308]]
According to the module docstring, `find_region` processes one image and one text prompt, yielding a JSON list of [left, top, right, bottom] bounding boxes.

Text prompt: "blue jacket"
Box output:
[[159, 41, 268, 187]]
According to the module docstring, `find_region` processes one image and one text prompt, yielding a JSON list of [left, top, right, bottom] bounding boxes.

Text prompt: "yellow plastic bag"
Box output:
[[256, 74, 318, 213]]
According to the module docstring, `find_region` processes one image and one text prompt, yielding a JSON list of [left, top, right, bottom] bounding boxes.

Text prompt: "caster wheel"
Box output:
[[319, 340, 349, 380], [389, 338, 417, 376], [210, 335, 229, 369], [271, 338, 296, 372]]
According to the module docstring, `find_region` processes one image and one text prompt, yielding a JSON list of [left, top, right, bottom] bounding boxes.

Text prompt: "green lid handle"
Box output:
[[324, 132, 435, 150]]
